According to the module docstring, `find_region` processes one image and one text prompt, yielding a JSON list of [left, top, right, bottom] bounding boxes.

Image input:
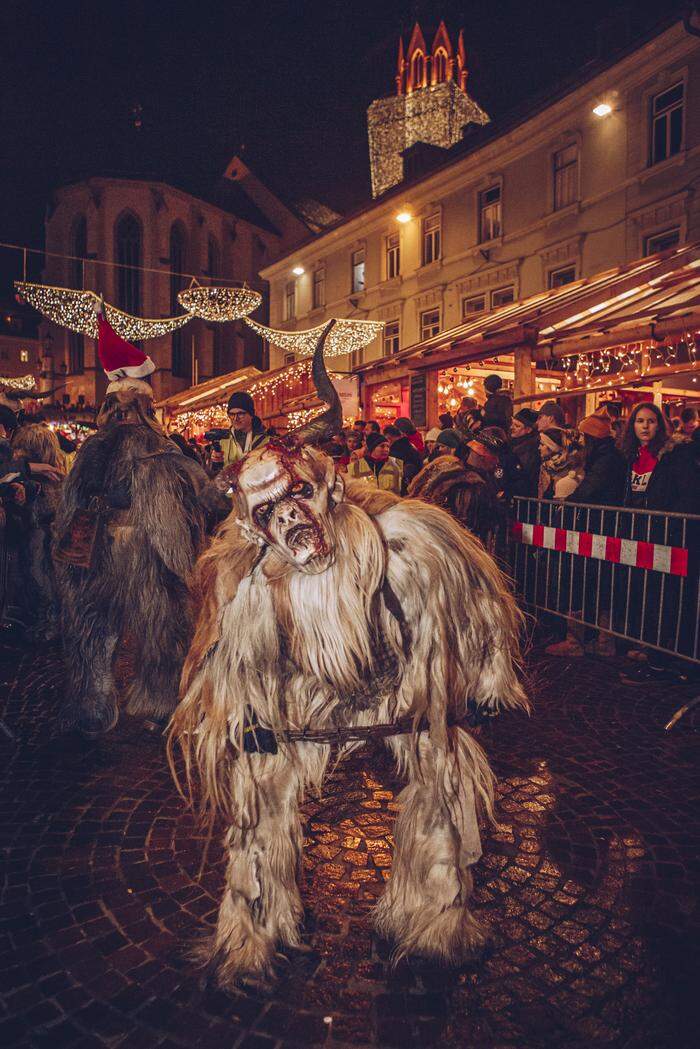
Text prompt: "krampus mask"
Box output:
[[221, 321, 344, 574]]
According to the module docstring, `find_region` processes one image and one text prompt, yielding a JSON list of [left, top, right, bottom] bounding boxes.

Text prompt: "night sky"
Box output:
[[0, 0, 683, 283]]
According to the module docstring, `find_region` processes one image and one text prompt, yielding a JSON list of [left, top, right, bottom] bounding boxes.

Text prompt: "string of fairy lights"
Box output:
[[559, 333, 698, 387], [14, 280, 384, 359]]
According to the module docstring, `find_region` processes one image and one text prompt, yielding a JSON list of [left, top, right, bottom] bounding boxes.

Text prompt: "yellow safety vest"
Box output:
[[348, 456, 403, 495]]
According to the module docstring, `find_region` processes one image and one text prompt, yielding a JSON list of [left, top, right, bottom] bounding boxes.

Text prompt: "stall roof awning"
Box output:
[[156, 366, 262, 414], [356, 243, 700, 374]]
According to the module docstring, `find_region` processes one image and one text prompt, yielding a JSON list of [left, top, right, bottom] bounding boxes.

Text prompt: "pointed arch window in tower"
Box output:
[[433, 48, 448, 84], [115, 213, 142, 315], [411, 50, 425, 91], [170, 224, 189, 379], [207, 235, 220, 284]]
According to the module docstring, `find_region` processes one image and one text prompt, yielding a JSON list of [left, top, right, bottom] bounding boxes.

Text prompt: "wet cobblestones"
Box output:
[[0, 637, 698, 1047]]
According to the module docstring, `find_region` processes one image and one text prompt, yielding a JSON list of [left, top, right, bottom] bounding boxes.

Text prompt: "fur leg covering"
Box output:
[[125, 570, 192, 721], [60, 587, 120, 736], [376, 728, 495, 964], [201, 753, 305, 987]]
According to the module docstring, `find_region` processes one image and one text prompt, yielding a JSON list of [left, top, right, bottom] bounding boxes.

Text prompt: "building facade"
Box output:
[[42, 161, 309, 406], [261, 17, 700, 421]]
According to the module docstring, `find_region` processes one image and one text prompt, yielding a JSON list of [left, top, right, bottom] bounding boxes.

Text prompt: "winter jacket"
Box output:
[[567, 437, 626, 506], [634, 436, 699, 514], [348, 455, 403, 495], [219, 418, 270, 466], [510, 431, 540, 498], [387, 436, 424, 493], [483, 391, 513, 429]]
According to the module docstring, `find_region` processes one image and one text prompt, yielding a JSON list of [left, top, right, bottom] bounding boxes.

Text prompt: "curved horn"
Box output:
[[289, 320, 342, 445]]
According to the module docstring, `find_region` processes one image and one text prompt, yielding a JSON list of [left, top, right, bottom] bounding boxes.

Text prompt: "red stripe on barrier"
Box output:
[[554, 528, 568, 551], [511, 521, 523, 540], [605, 536, 622, 563], [577, 531, 593, 557], [635, 541, 655, 571], [670, 546, 688, 577], [532, 524, 545, 547]]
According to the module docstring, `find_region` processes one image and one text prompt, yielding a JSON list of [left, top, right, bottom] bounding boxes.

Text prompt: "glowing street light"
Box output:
[[292, 265, 305, 276], [592, 102, 613, 118], [396, 211, 412, 224]]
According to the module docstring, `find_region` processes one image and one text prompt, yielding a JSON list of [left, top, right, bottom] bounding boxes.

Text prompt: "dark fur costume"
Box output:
[[408, 454, 501, 549], [54, 394, 229, 734]]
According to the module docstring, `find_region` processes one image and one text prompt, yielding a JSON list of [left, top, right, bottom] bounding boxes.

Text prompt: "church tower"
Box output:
[[368, 21, 489, 198]]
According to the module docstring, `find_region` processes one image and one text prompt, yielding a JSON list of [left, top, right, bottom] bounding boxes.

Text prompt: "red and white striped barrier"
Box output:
[[511, 521, 688, 577]]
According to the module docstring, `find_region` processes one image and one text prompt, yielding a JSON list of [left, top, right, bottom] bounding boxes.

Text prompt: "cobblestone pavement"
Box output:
[[0, 634, 698, 1049]]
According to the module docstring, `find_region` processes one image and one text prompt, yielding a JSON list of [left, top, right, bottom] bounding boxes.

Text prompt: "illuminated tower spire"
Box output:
[[367, 21, 489, 198]]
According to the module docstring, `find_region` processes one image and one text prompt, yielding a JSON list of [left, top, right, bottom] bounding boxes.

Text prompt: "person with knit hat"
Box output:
[[510, 408, 540, 497], [423, 427, 442, 459], [567, 413, 626, 506], [219, 390, 270, 468], [347, 431, 403, 494], [409, 424, 501, 550], [482, 374, 513, 430], [538, 427, 584, 500]]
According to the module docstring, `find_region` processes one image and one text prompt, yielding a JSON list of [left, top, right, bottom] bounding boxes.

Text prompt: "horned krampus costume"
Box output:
[[170, 322, 528, 987], [54, 309, 228, 735]]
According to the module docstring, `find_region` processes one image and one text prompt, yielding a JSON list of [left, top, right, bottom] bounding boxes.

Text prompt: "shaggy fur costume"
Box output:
[[408, 453, 501, 550], [55, 386, 228, 735], [170, 444, 527, 986], [11, 423, 65, 639]]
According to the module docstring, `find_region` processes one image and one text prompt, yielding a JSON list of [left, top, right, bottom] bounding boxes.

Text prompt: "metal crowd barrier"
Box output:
[[509, 496, 700, 667]]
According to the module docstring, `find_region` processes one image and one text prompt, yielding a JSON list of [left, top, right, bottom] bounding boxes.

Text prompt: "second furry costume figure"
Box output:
[[55, 307, 228, 735], [170, 323, 528, 987]]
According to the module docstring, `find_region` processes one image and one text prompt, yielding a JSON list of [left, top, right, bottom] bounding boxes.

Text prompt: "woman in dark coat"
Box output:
[[567, 414, 626, 506]]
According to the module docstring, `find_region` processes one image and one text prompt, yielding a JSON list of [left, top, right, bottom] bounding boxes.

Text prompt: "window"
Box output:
[[312, 267, 325, 309], [433, 48, 447, 84], [549, 265, 576, 289], [462, 295, 486, 319], [284, 280, 296, 321], [351, 248, 365, 293], [170, 224, 189, 379], [411, 51, 425, 88], [115, 212, 141, 315], [19, 348, 29, 363], [650, 82, 684, 166], [284, 352, 296, 366], [479, 185, 501, 243], [70, 216, 87, 373], [420, 307, 440, 340], [644, 227, 681, 256], [490, 286, 515, 308], [383, 319, 400, 356], [553, 144, 578, 210], [386, 232, 400, 279], [422, 213, 441, 265]]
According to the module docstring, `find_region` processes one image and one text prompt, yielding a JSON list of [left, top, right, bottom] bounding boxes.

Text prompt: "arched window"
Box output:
[[411, 50, 424, 89], [433, 48, 447, 84], [69, 216, 87, 373], [170, 223, 189, 379], [207, 235, 220, 284], [114, 212, 142, 315]]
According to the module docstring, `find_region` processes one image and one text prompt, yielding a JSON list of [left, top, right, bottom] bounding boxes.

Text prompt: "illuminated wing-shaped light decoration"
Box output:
[[178, 285, 262, 321], [244, 317, 384, 358], [14, 282, 191, 341]]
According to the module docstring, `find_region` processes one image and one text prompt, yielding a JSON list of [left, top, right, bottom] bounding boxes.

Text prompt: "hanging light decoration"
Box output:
[[245, 317, 384, 359], [178, 283, 261, 321], [0, 373, 37, 392], [14, 282, 191, 341]]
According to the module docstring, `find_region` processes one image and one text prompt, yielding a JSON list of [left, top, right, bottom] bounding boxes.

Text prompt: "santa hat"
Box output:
[[96, 300, 155, 391]]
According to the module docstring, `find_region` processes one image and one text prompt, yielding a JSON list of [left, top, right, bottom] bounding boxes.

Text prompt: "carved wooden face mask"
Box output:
[[223, 443, 344, 573]]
